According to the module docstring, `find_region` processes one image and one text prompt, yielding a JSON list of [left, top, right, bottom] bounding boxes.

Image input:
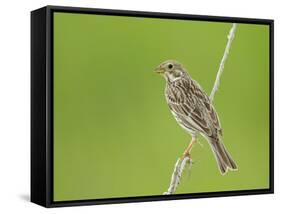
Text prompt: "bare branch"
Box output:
[[210, 23, 237, 102], [163, 157, 192, 195], [164, 23, 237, 195]]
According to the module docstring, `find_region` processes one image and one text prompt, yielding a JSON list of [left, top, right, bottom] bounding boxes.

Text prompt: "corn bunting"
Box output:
[[155, 60, 237, 174]]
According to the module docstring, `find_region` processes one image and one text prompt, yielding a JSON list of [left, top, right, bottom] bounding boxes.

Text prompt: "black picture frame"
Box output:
[[31, 5, 274, 208]]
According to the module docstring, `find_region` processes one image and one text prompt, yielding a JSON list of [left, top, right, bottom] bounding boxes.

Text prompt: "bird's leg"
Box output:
[[182, 137, 197, 159]]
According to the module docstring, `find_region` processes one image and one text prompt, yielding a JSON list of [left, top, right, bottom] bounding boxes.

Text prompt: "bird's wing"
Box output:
[[166, 79, 221, 137], [191, 80, 222, 134]]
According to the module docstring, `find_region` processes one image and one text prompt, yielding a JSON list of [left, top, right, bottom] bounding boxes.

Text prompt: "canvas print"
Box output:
[[53, 12, 270, 202]]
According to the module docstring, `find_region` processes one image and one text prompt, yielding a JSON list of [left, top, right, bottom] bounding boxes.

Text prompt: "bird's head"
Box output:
[[154, 60, 187, 82]]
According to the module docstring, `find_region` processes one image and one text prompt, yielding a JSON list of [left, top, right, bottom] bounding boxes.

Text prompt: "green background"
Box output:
[[53, 12, 270, 201]]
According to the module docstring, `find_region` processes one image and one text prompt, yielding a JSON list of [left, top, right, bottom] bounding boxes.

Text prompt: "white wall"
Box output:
[[0, 0, 279, 213]]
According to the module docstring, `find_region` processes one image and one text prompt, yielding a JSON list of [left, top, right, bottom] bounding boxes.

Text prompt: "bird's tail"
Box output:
[[209, 137, 238, 175]]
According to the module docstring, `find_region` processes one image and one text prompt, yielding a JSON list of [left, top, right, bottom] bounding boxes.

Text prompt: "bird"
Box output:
[[154, 59, 238, 175]]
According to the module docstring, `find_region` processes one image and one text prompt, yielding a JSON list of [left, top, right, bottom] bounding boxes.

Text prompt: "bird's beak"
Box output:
[[154, 67, 165, 74]]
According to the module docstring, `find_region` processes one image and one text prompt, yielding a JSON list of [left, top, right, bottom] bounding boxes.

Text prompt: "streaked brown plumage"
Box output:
[[155, 60, 237, 174]]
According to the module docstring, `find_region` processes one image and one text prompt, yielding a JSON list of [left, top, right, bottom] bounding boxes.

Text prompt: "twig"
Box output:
[[210, 23, 237, 102], [163, 157, 192, 195], [164, 23, 237, 195]]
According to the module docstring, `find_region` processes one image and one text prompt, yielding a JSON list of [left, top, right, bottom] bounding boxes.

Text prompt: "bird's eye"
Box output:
[[168, 64, 173, 69]]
